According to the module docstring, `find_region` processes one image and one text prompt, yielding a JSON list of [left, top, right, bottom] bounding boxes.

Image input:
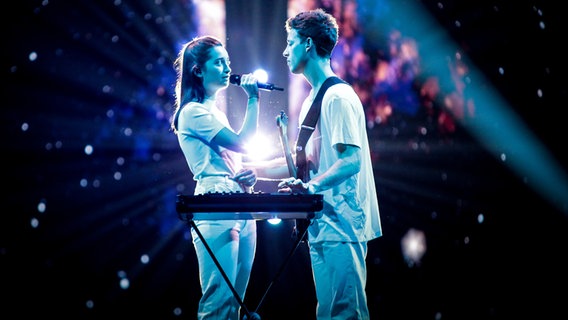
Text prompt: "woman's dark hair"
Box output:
[[171, 35, 223, 132], [285, 8, 338, 58]]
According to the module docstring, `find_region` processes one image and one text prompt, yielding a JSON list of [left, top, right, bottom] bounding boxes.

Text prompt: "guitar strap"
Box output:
[[295, 76, 346, 182], [291, 76, 346, 243]]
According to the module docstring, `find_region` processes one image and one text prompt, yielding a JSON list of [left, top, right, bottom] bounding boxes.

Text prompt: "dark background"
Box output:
[[2, 1, 567, 319]]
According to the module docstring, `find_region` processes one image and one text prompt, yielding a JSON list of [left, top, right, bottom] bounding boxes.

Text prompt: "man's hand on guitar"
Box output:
[[278, 177, 309, 194]]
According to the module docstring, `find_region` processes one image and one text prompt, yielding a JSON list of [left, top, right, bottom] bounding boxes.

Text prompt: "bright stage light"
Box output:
[[245, 132, 277, 161], [253, 69, 268, 83], [267, 218, 282, 225], [401, 228, 426, 267]]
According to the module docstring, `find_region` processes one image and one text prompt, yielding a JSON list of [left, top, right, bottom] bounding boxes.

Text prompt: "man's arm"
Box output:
[[279, 143, 361, 194]]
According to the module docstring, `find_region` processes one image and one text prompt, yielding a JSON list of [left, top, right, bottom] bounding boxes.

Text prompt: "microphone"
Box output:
[[230, 74, 284, 91]]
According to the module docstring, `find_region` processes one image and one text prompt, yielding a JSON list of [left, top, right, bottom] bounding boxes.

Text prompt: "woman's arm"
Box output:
[[212, 96, 259, 153], [212, 75, 260, 153], [244, 157, 291, 180]]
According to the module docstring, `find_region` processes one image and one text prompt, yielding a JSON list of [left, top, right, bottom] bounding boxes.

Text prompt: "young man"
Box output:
[[256, 8, 383, 319]]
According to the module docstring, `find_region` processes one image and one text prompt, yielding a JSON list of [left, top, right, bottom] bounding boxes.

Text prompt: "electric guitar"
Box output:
[[276, 111, 311, 242], [276, 111, 297, 178]]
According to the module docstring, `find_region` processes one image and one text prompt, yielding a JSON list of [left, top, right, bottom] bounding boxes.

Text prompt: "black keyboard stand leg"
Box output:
[[188, 220, 260, 320]]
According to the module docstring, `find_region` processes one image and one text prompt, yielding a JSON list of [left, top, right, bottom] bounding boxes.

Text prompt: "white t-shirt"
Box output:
[[177, 101, 242, 181], [298, 82, 382, 242]]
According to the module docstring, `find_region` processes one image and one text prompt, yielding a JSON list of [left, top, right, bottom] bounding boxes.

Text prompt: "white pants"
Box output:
[[310, 241, 369, 320], [191, 176, 257, 320]]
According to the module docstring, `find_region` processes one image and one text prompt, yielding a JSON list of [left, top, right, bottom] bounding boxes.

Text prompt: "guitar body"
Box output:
[[276, 111, 297, 178], [277, 111, 310, 242]]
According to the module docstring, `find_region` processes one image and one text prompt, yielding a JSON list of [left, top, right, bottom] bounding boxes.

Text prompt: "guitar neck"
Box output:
[[281, 133, 297, 178], [277, 112, 297, 178]]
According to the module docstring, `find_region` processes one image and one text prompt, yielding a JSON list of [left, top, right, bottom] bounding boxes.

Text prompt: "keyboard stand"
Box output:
[[184, 216, 311, 320], [177, 192, 322, 319]]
